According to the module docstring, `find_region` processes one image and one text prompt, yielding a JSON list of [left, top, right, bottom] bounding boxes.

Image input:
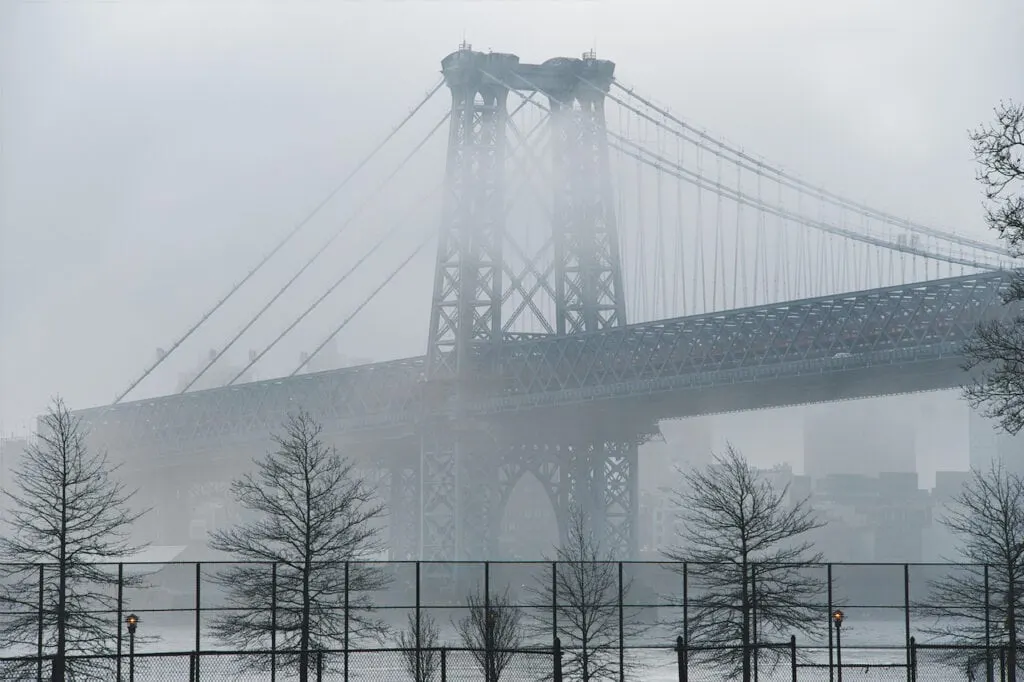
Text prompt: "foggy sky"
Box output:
[[1, 0, 1022, 438]]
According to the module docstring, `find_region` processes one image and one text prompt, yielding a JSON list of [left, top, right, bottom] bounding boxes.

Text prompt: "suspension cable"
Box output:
[[110, 77, 445, 404], [486, 68, 998, 271], [604, 78, 1012, 257], [290, 233, 433, 377], [610, 135, 1000, 271], [180, 110, 450, 393], [225, 186, 440, 386]]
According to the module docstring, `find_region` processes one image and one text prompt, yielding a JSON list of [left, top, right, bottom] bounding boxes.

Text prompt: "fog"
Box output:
[[4, 11, 1024, 671], [1, 0, 1020, 434]]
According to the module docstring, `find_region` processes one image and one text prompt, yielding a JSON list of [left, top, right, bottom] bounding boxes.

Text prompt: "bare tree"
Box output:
[[0, 398, 147, 681], [923, 461, 1024, 681], [665, 444, 823, 682], [456, 586, 523, 681], [209, 411, 388, 682], [963, 101, 1024, 432], [397, 610, 441, 682], [529, 505, 641, 681]]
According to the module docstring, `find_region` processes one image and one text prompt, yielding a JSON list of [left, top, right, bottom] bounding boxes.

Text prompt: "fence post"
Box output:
[[344, 561, 350, 682], [827, 562, 834, 682], [441, 647, 447, 682], [903, 564, 912, 682], [189, 651, 197, 682], [194, 561, 202, 681], [790, 635, 797, 682], [316, 650, 323, 682], [676, 635, 685, 682], [117, 562, 124, 682], [554, 636, 563, 682], [682, 562, 688, 682], [415, 561, 421, 682], [271, 562, 277, 682], [986, 564, 994, 682], [908, 636, 916, 682], [551, 561, 558, 643], [37, 563, 43, 682], [618, 561, 625, 682]]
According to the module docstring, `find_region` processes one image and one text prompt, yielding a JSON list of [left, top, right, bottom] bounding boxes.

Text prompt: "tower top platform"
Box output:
[[440, 47, 615, 95]]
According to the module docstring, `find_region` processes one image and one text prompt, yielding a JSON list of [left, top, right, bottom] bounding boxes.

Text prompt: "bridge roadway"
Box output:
[[75, 271, 1014, 455]]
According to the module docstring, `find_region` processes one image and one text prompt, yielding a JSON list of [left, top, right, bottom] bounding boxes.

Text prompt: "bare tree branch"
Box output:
[[208, 411, 389, 682], [971, 101, 1024, 251], [456, 586, 524, 681], [397, 610, 441, 682], [528, 505, 645, 681], [922, 461, 1024, 680], [665, 444, 824, 682], [0, 397, 148, 681], [963, 101, 1024, 436]]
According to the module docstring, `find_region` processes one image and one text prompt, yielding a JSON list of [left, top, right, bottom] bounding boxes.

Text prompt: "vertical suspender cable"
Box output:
[[110, 77, 445, 404]]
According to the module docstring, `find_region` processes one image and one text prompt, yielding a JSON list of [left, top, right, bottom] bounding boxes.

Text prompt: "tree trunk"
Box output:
[[300, 562, 311, 682], [1008, 565, 1017, 682], [53, 474, 68, 681], [741, 558, 751, 682]]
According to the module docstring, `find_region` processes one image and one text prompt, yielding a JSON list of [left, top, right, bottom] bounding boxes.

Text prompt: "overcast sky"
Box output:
[[1, 0, 1022, 436]]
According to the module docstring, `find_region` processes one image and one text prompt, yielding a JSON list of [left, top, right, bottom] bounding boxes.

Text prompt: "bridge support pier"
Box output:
[[493, 420, 648, 560], [417, 422, 500, 561], [564, 439, 639, 560]]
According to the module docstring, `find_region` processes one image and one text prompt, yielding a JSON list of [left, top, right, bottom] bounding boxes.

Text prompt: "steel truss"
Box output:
[[66, 50, 1018, 562], [549, 58, 626, 334], [496, 435, 640, 560], [75, 271, 1013, 456]]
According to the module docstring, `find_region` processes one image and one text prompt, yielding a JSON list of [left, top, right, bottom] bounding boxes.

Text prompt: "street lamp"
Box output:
[[126, 613, 139, 682], [832, 609, 844, 682]]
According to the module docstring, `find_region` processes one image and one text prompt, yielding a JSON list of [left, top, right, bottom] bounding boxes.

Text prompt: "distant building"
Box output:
[[804, 401, 916, 479], [922, 470, 972, 561], [969, 407, 1024, 474], [638, 487, 678, 559], [0, 436, 28, 516], [806, 472, 930, 562], [639, 418, 714, 493]]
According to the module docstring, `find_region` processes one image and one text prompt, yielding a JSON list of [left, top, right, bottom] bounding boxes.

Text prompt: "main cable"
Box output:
[[290, 233, 433, 377], [486, 68, 995, 270], [110, 76, 445, 405], [610, 135, 999, 271], [605, 78, 1012, 257], [180, 110, 450, 393], [226, 186, 441, 386], [230, 93, 550, 385]]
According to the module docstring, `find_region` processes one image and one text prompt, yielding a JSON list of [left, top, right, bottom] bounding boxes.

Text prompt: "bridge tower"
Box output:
[[403, 45, 637, 562]]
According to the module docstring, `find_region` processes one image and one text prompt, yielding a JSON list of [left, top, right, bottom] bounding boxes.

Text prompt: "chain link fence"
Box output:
[[6, 642, 1024, 680], [4, 560, 1024, 680]]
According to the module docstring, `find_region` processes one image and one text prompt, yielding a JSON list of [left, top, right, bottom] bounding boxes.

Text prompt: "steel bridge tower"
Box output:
[[393, 46, 640, 562]]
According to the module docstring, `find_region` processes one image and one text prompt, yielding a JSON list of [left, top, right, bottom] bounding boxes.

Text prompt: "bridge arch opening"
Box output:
[[498, 469, 560, 560]]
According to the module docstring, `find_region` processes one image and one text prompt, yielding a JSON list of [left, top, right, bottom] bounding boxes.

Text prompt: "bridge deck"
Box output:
[[74, 272, 1013, 453]]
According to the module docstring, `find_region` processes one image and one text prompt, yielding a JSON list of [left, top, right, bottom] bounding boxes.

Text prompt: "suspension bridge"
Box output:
[[72, 47, 1019, 562]]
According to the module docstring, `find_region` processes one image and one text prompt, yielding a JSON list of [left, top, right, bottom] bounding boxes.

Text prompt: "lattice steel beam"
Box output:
[[73, 274, 1015, 455], [427, 50, 517, 378], [549, 56, 626, 334]]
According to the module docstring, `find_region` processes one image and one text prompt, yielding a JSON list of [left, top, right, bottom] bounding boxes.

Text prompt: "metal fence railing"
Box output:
[[2, 560, 1022, 680], [3, 641, 1023, 680]]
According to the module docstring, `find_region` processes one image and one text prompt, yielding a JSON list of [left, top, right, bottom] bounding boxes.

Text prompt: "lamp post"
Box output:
[[126, 613, 139, 682], [832, 609, 844, 682]]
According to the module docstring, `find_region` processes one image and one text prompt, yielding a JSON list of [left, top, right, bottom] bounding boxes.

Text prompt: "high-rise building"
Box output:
[[0, 436, 28, 516], [803, 400, 916, 479], [640, 418, 714, 493], [968, 407, 1024, 474]]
